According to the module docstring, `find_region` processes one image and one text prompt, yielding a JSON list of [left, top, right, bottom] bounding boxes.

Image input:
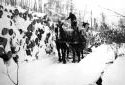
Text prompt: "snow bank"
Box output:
[[17, 44, 115, 85], [102, 57, 125, 85]]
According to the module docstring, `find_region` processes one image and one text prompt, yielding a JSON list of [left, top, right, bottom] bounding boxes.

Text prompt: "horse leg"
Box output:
[[72, 49, 76, 63], [82, 43, 86, 59], [81, 50, 84, 59], [76, 50, 81, 62], [66, 47, 69, 59], [57, 48, 62, 62], [62, 48, 66, 64], [56, 42, 62, 62]]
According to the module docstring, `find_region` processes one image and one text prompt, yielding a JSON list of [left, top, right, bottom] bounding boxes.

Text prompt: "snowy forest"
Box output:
[[0, 0, 72, 16], [0, 0, 125, 85]]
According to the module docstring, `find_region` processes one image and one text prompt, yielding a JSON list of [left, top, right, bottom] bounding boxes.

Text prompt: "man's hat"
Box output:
[[82, 22, 89, 27]]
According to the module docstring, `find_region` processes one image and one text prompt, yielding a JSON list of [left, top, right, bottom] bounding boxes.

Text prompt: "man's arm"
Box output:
[[66, 16, 70, 20], [66, 13, 71, 20]]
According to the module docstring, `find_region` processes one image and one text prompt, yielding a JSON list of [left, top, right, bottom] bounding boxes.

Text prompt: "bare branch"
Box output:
[[6, 66, 17, 85], [17, 62, 19, 85], [98, 5, 125, 17]]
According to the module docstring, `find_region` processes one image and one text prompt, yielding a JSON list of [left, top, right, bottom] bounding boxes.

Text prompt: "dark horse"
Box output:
[[55, 21, 69, 64], [69, 28, 86, 63], [55, 21, 86, 63]]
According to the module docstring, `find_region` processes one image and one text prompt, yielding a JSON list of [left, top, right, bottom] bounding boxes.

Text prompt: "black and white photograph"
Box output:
[[0, 0, 125, 85]]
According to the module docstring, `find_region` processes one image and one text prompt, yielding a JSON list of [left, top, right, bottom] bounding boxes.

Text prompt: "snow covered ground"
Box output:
[[0, 44, 125, 85], [102, 57, 125, 85]]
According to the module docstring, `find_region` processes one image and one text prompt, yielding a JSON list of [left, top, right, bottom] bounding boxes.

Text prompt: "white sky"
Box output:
[[73, 0, 125, 13], [73, 0, 125, 24], [74, 0, 125, 9]]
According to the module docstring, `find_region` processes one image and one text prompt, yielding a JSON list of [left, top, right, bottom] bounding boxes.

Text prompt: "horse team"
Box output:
[[54, 20, 90, 64]]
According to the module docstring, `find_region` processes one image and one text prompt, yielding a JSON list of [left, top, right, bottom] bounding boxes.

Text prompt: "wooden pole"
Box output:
[[91, 10, 93, 29], [83, 4, 87, 21], [70, 0, 73, 13]]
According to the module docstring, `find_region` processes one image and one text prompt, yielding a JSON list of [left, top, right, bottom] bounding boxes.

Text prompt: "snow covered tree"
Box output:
[[118, 18, 125, 31]]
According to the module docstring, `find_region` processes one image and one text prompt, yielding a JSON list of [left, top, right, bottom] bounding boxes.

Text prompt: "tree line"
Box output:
[[0, 0, 72, 15]]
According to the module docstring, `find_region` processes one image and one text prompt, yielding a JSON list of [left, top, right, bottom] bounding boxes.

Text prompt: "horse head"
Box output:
[[55, 21, 64, 40]]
